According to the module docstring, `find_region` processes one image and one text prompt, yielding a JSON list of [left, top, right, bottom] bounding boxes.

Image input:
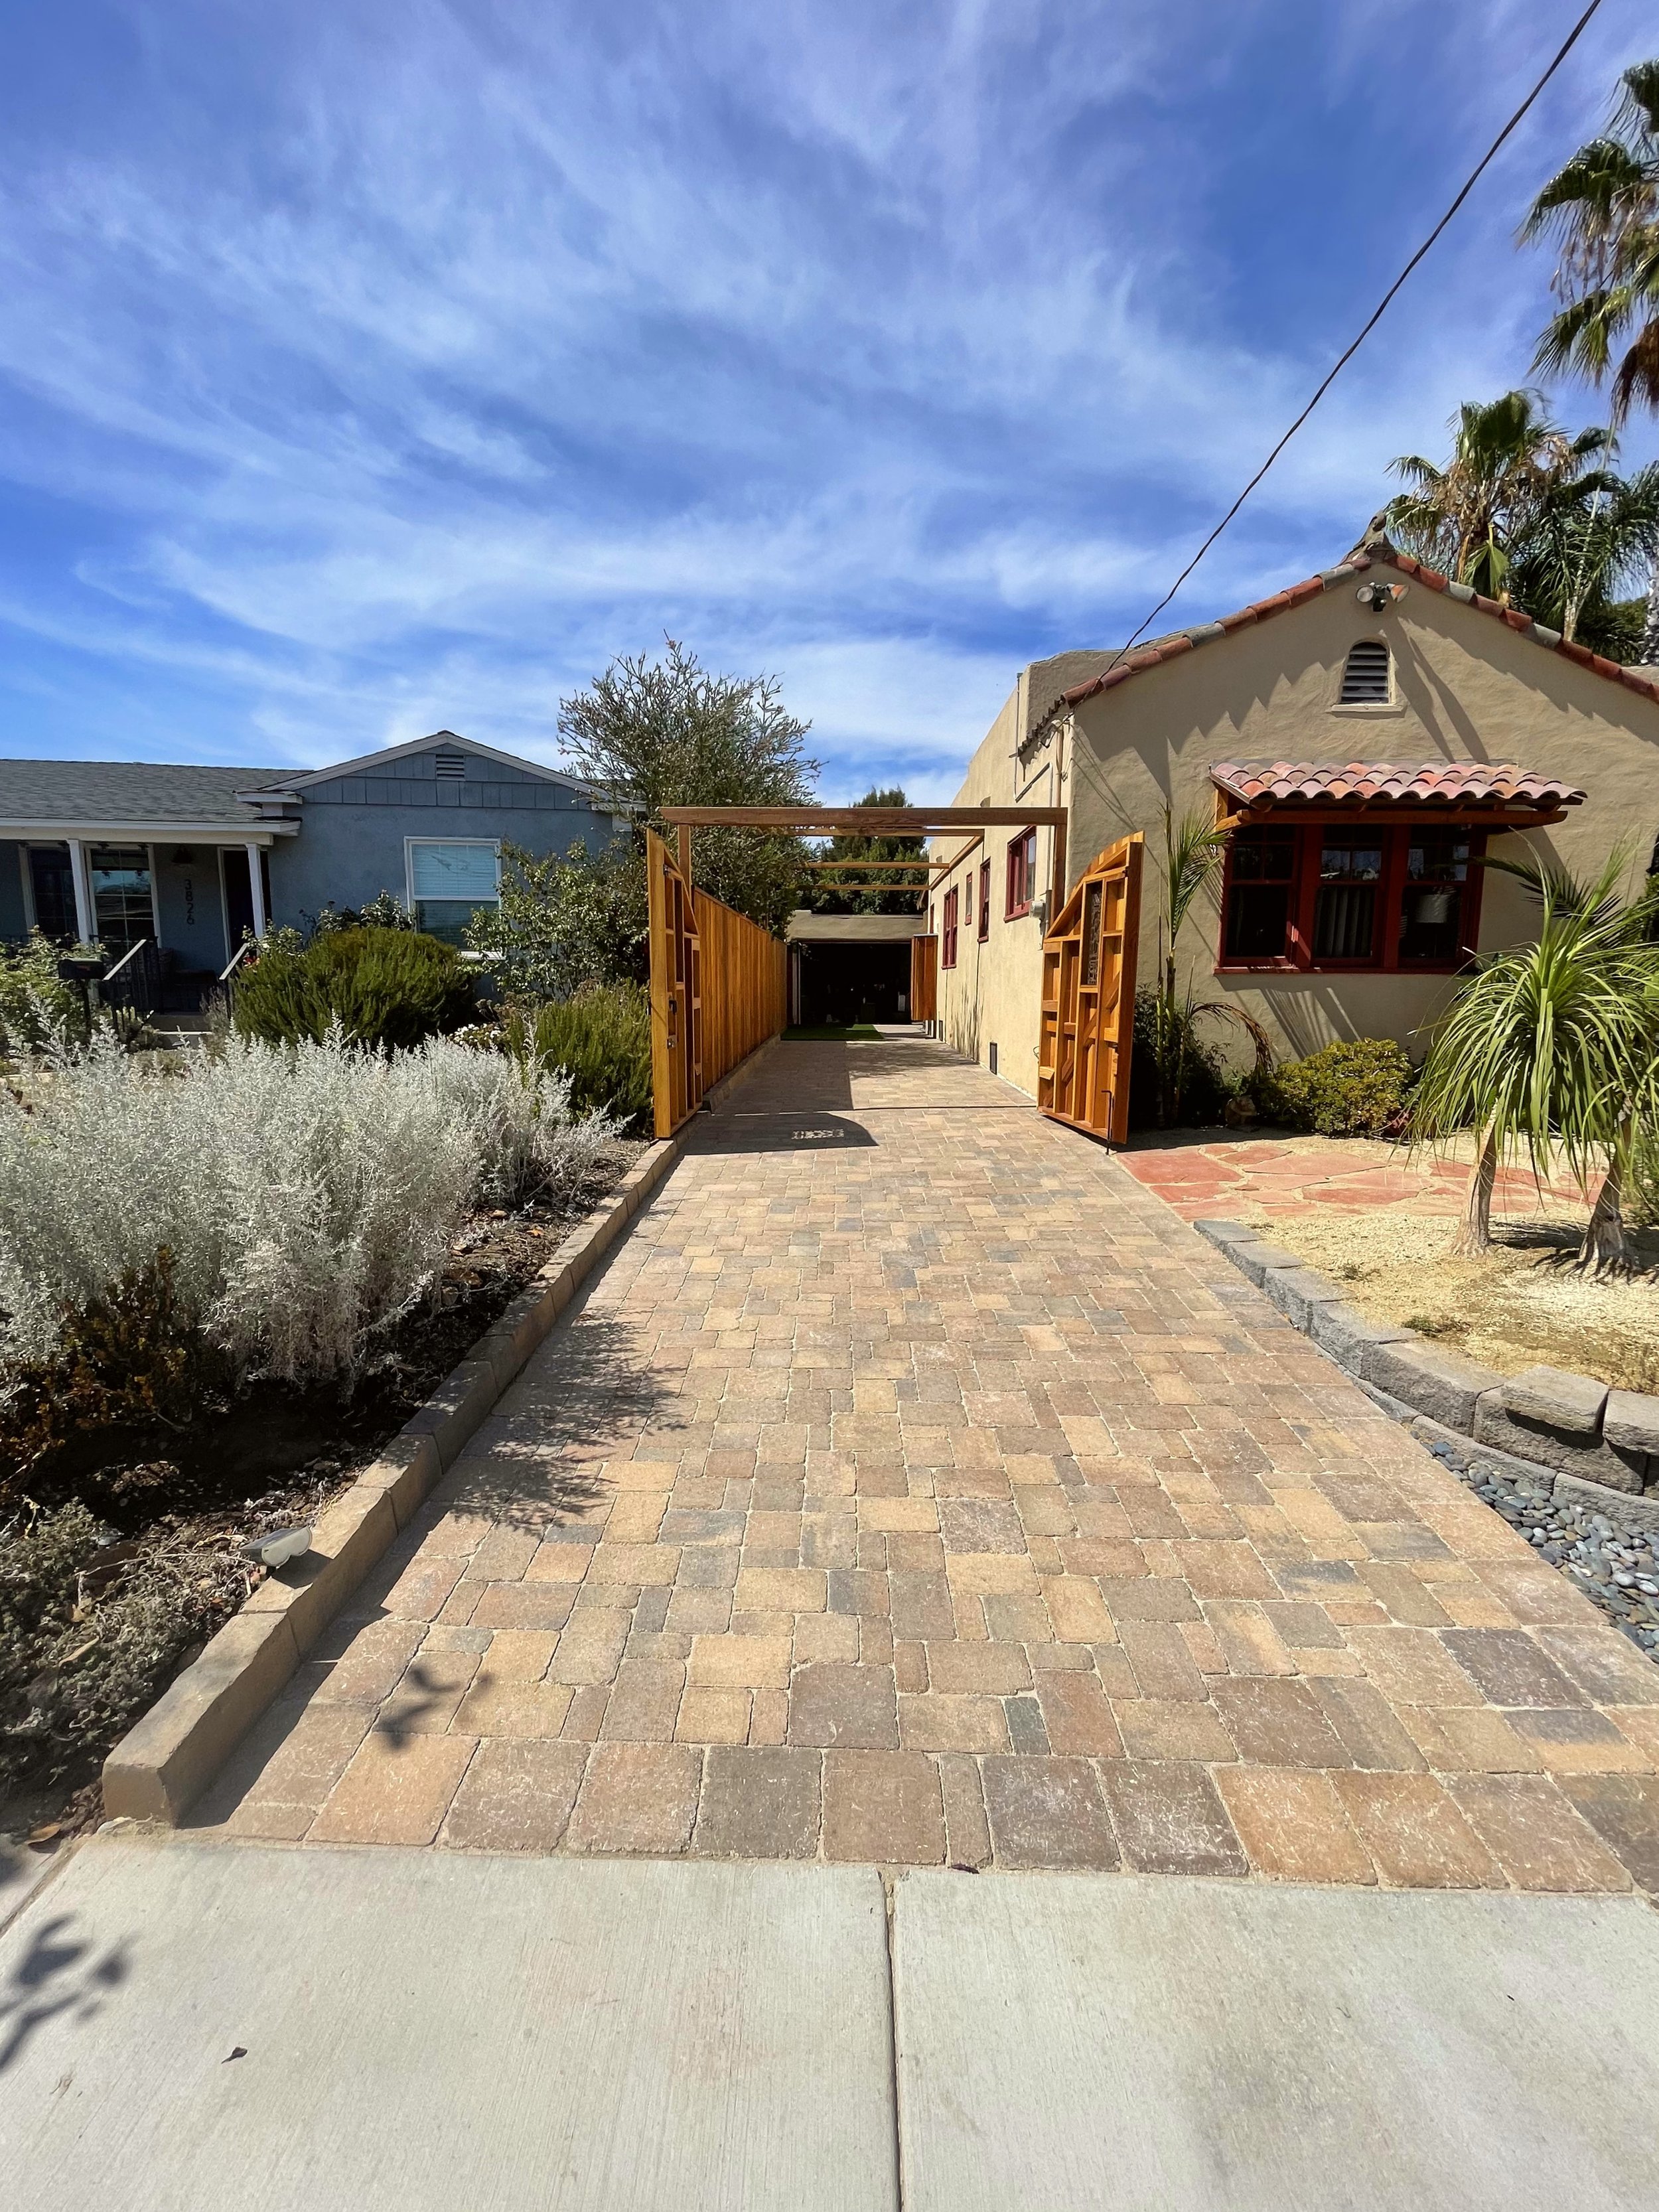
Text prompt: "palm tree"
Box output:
[[1507, 457, 1659, 652], [1384, 390, 1609, 603], [1411, 852, 1659, 1271], [1524, 58, 1659, 662]]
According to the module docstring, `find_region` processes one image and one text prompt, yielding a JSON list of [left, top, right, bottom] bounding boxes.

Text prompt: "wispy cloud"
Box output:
[[0, 0, 1651, 793]]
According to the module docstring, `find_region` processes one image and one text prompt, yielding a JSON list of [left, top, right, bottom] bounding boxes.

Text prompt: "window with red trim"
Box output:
[[977, 857, 991, 940], [1220, 822, 1484, 972], [942, 885, 959, 968], [1005, 829, 1037, 918]]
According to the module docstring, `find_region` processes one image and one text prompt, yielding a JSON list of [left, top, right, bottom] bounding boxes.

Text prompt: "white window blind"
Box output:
[[409, 843, 498, 901]]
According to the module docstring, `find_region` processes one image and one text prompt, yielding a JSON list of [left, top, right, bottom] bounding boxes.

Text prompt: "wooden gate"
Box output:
[[646, 828, 788, 1138], [646, 828, 703, 1137], [1037, 832, 1142, 1144], [910, 933, 938, 1026]]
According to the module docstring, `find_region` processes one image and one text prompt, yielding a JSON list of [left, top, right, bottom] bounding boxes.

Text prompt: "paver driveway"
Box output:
[[190, 1037, 1659, 1888]]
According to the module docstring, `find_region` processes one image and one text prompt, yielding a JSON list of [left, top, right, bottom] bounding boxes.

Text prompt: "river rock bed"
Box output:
[[1420, 1436, 1659, 1663]]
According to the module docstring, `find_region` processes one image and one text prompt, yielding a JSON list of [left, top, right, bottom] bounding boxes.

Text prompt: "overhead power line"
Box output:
[[1098, 0, 1607, 678]]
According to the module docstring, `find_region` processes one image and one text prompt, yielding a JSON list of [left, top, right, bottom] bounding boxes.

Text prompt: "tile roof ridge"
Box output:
[[1050, 534, 1659, 717]]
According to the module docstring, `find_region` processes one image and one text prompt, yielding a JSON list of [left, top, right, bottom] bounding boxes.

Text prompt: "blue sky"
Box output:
[[1, 0, 1654, 798]]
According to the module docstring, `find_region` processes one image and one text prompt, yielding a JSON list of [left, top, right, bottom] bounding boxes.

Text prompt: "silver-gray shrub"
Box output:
[[0, 1029, 613, 1385]]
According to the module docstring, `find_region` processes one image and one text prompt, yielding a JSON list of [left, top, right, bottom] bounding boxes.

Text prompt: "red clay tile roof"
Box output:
[[1054, 538, 1659, 716], [1209, 760, 1586, 813]]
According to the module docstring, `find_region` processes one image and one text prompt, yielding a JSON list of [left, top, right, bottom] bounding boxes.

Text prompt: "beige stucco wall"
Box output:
[[934, 583, 1659, 1095], [930, 658, 1075, 1092]]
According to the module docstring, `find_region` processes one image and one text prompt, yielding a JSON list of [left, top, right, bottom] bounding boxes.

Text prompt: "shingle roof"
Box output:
[[1054, 539, 1659, 717], [0, 759, 286, 827], [1210, 759, 1587, 813]]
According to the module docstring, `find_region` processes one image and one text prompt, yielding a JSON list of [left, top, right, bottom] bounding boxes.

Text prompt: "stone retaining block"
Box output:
[[1196, 1218, 1659, 1524], [101, 1115, 701, 1824], [1261, 1265, 1347, 1333]]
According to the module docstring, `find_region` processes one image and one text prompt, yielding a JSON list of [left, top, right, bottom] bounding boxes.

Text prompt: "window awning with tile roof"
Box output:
[[1209, 759, 1586, 828]]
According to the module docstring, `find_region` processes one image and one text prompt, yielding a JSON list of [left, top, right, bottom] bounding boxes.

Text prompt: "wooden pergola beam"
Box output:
[[661, 806, 1066, 832], [802, 860, 948, 873]]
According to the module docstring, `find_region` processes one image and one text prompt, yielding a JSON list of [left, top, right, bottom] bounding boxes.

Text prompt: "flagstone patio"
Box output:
[[186, 1037, 1659, 1889], [1118, 1128, 1591, 1224]]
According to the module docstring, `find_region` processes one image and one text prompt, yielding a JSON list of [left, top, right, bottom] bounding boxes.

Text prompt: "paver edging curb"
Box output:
[[101, 1033, 782, 1825], [1192, 1218, 1659, 1538]]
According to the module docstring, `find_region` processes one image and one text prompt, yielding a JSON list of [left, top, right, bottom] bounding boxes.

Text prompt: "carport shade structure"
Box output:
[[649, 805, 1071, 1138], [659, 806, 1070, 913]]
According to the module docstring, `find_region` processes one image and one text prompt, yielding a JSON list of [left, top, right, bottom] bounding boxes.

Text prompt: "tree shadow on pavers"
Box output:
[[0, 1909, 132, 2074], [691, 1111, 878, 1156], [441, 1311, 666, 1536]]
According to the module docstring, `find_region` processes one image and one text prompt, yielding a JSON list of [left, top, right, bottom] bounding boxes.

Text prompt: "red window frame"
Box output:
[[977, 857, 991, 940], [1005, 829, 1037, 919], [1217, 819, 1487, 974], [942, 885, 959, 968]]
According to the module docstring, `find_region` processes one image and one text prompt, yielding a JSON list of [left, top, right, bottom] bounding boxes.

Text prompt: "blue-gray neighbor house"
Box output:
[[0, 730, 626, 1001]]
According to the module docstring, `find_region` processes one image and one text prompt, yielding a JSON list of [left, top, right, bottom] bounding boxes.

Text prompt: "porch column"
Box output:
[[66, 839, 95, 946], [246, 842, 268, 938]]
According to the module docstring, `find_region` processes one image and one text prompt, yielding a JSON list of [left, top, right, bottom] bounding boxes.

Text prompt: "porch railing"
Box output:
[[100, 938, 162, 1018]]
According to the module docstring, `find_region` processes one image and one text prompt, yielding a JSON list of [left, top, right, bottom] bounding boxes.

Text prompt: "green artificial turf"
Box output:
[[782, 1025, 883, 1040]]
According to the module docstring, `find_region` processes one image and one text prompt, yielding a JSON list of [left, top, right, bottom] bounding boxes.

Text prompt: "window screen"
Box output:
[[1339, 640, 1391, 703]]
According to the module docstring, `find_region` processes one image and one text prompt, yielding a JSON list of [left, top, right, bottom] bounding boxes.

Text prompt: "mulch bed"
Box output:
[[0, 1139, 646, 1849]]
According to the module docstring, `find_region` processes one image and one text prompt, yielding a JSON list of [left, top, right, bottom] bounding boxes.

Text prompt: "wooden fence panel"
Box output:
[[646, 830, 787, 1138], [1037, 832, 1142, 1145]]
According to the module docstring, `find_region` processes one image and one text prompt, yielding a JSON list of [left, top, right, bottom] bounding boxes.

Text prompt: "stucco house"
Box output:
[[928, 534, 1659, 1101], [0, 729, 626, 1000]]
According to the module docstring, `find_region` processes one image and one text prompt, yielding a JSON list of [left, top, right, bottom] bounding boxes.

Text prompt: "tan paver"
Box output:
[[195, 1037, 1659, 1889]]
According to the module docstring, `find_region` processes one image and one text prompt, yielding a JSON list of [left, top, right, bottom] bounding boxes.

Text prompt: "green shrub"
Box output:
[[1127, 989, 1234, 1130], [232, 926, 477, 1051], [506, 984, 652, 1131], [1260, 1039, 1413, 1137], [0, 930, 92, 1057]]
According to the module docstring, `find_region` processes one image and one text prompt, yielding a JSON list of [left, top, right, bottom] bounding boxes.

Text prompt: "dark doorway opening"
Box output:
[[795, 940, 913, 1026]]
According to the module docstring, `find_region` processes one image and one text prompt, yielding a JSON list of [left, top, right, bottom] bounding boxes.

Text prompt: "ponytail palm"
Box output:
[[1411, 854, 1659, 1270]]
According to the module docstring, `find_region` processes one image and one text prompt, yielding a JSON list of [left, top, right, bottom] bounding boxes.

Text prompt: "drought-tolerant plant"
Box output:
[[467, 839, 649, 1001], [504, 985, 653, 1130], [1262, 1039, 1413, 1138], [558, 637, 817, 934], [0, 1497, 242, 1793], [0, 1251, 222, 1487], [232, 926, 477, 1051], [307, 889, 417, 936], [0, 930, 96, 1057], [1411, 852, 1659, 1268], [1139, 806, 1273, 1127], [0, 1029, 611, 1387]]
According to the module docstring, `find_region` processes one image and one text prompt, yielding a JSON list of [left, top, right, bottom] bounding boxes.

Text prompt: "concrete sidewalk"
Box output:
[[5, 1836, 1658, 2209]]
